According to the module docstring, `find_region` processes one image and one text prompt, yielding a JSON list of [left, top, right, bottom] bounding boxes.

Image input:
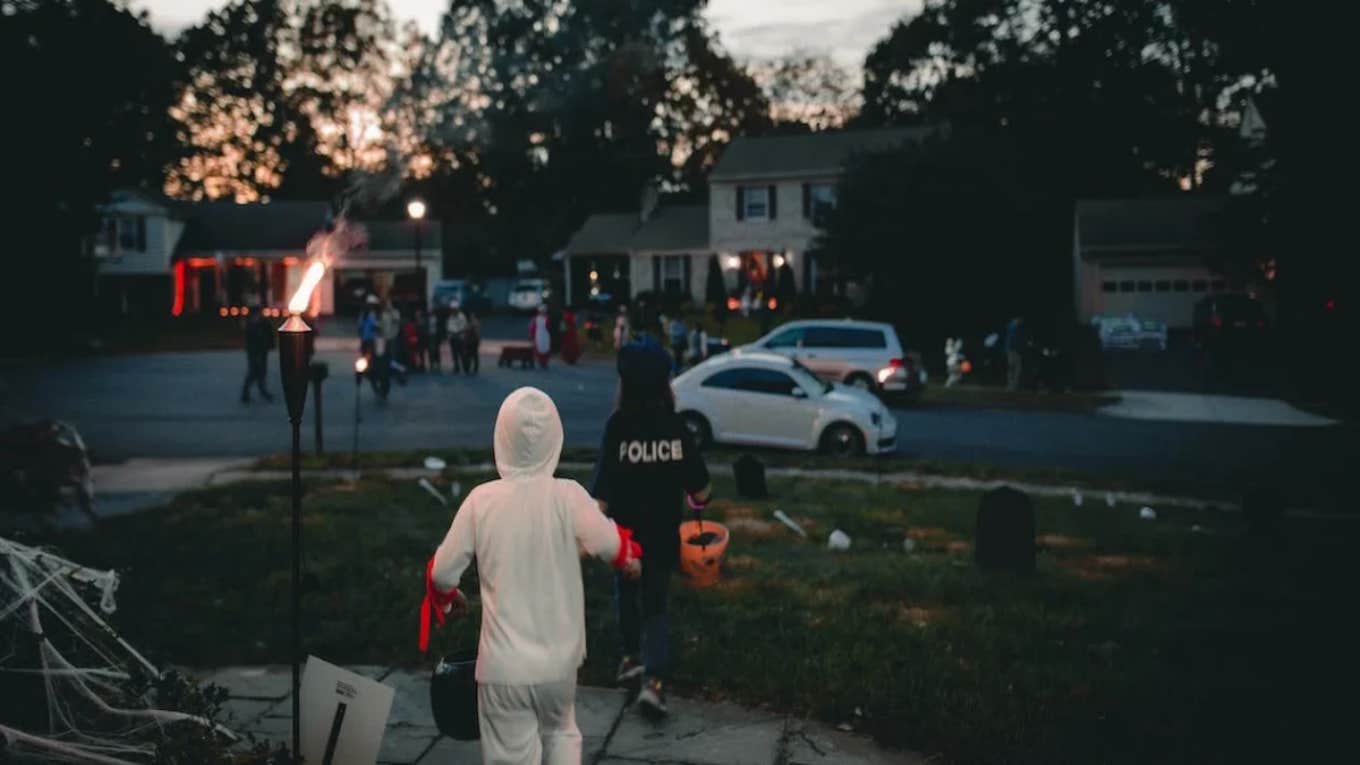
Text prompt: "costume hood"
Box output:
[[493, 387, 564, 479]]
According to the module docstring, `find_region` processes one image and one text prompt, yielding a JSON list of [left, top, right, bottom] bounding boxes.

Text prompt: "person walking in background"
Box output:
[[529, 304, 552, 369], [240, 304, 275, 404], [427, 305, 444, 371], [687, 322, 708, 369], [613, 304, 631, 351], [561, 308, 582, 365], [462, 310, 482, 375], [403, 310, 422, 371], [446, 303, 468, 374], [667, 314, 688, 372], [1005, 314, 1027, 391], [591, 338, 711, 717], [358, 294, 380, 358]]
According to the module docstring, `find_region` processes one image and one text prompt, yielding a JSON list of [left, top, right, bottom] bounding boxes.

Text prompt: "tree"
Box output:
[[408, 1, 770, 270], [705, 255, 727, 305], [754, 53, 860, 131], [1, 0, 182, 346], [811, 134, 1050, 347]]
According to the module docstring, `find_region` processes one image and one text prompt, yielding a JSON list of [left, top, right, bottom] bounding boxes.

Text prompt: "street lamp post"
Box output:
[[407, 199, 427, 303]]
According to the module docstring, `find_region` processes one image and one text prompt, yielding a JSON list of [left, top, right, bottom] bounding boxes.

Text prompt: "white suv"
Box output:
[[741, 319, 923, 401]]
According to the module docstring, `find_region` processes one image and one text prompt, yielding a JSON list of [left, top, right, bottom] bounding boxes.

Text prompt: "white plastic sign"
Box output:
[[300, 656, 395, 765]]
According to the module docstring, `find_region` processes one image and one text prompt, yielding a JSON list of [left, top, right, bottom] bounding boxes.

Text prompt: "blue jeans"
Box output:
[[615, 564, 671, 680]]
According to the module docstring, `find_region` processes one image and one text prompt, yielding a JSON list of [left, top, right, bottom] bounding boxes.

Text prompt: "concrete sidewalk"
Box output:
[[197, 665, 921, 765]]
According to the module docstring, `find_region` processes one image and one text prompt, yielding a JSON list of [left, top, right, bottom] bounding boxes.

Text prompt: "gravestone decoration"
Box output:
[[975, 486, 1036, 574], [733, 454, 767, 499]]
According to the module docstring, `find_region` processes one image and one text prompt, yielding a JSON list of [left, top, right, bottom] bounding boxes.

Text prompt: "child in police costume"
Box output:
[[591, 337, 712, 716], [421, 386, 643, 764]]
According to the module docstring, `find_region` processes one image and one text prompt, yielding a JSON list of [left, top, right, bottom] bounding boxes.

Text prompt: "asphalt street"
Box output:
[[4, 344, 1351, 509]]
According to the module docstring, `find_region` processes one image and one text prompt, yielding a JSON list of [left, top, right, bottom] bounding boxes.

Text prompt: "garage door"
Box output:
[[1095, 267, 1224, 327]]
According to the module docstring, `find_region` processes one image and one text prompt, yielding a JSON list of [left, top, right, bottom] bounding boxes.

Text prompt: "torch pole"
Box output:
[[277, 314, 312, 764], [353, 371, 362, 480]]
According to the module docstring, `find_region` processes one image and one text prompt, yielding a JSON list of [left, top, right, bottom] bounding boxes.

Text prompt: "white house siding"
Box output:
[[95, 198, 178, 276], [709, 178, 835, 292]]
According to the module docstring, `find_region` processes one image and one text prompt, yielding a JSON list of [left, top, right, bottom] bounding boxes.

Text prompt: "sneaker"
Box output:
[[616, 656, 644, 685], [636, 678, 668, 717]]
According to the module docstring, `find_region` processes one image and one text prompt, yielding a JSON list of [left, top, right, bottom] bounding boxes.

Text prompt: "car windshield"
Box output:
[[789, 359, 832, 394]]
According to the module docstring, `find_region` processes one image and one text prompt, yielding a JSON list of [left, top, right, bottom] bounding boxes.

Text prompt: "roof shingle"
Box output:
[[565, 205, 708, 255], [708, 127, 939, 182], [1076, 196, 1228, 254]]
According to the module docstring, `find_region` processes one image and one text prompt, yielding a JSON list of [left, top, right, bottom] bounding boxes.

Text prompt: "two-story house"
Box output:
[[93, 189, 442, 317], [563, 127, 935, 306]]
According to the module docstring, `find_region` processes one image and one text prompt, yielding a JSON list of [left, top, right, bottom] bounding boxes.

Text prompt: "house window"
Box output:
[[737, 186, 774, 221], [116, 216, 146, 251], [1210, 279, 1226, 292], [1137, 281, 1152, 292], [803, 183, 836, 223], [1155, 280, 1171, 292], [1192, 280, 1208, 292], [661, 256, 685, 295], [1101, 281, 1117, 293], [1174, 280, 1190, 292], [1119, 281, 1135, 292], [743, 187, 769, 219]]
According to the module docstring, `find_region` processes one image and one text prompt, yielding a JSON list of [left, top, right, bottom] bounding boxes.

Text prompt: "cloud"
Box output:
[[706, 0, 922, 68]]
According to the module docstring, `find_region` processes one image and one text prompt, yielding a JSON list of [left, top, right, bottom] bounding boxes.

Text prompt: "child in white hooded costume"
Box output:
[[421, 386, 642, 765]]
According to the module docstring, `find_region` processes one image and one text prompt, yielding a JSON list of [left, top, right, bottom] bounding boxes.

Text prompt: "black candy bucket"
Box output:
[[430, 650, 479, 740]]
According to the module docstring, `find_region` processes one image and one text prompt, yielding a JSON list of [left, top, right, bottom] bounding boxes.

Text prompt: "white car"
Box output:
[[672, 351, 898, 456], [508, 278, 550, 312], [740, 319, 924, 400]]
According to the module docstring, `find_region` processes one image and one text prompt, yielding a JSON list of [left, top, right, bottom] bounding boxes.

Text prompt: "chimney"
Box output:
[[639, 184, 659, 223]]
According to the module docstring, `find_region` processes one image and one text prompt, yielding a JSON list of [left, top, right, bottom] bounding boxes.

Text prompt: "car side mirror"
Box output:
[[792, 387, 808, 399]]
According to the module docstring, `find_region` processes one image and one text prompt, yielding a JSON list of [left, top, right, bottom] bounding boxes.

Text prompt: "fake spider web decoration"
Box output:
[[1, 535, 233, 763]]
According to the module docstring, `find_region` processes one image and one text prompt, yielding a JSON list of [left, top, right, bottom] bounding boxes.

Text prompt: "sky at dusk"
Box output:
[[128, 0, 921, 69]]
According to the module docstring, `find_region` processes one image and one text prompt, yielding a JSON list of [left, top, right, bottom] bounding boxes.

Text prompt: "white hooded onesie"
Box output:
[[431, 386, 625, 764]]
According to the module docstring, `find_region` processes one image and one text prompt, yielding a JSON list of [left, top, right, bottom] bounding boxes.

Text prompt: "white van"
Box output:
[[741, 319, 924, 400]]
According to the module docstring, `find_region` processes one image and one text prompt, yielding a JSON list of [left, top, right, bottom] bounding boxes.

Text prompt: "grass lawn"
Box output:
[[43, 470, 1351, 763]]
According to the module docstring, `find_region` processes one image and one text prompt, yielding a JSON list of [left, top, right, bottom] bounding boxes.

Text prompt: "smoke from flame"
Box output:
[[286, 215, 369, 316]]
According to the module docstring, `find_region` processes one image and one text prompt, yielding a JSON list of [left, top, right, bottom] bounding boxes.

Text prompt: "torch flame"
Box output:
[[289, 260, 327, 315]]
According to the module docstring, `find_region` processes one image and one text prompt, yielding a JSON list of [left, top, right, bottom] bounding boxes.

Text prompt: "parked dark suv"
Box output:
[[1193, 294, 1268, 355]]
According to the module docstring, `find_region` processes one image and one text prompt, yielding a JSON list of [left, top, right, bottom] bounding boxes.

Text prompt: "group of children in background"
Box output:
[[357, 295, 482, 377], [423, 337, 709, 765]]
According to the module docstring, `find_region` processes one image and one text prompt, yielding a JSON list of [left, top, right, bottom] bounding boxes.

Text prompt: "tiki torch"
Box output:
[[278, 259, 324, 762]]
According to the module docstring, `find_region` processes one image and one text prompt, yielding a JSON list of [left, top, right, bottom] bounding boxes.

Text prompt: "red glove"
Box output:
[[419, 556, 460, 653], [612, 525, 643, 570]]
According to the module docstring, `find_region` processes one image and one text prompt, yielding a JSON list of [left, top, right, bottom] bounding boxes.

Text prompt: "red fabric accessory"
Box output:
[[419, 556, 460, 653], [612, 525, 643, 570]]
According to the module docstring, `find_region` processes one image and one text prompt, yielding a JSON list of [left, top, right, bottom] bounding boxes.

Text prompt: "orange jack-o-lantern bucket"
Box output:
[[678, 520, 729, 587]]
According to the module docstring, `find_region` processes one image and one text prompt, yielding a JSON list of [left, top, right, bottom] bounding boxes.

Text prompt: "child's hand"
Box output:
[[447, 589, 470, 619], [623, 558, 642, 580]]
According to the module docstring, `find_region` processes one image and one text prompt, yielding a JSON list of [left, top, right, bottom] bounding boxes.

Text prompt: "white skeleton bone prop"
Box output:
[[1, 535, 234, 763]]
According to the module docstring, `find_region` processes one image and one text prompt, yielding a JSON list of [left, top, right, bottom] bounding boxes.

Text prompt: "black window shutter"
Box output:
[[136, 216, 147, 251], [802, 183, 811, 218], [652, 255, 661, 293], [768, 185, 777, 219], [682, 255, 692, 297], [735, 187, 745, 221]]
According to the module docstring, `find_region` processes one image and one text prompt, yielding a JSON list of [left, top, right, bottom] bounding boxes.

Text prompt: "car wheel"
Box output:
[[680, 412, 712, 448], [845, 373, 877, 392], [820, 422, 865, 457]]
